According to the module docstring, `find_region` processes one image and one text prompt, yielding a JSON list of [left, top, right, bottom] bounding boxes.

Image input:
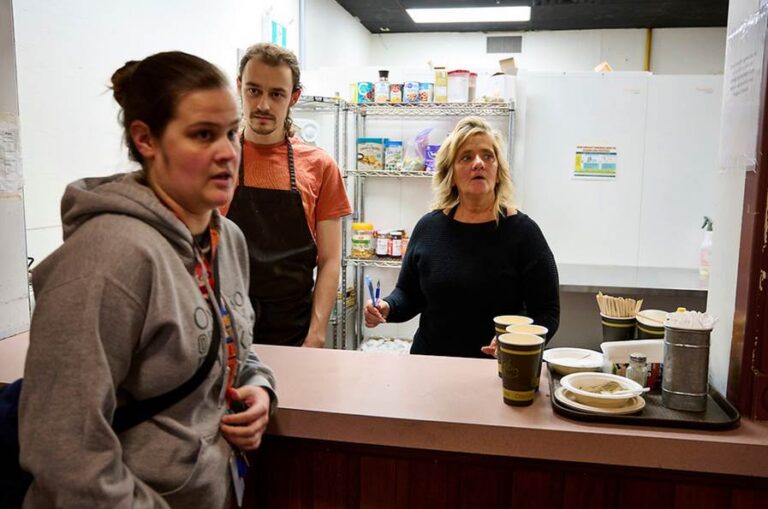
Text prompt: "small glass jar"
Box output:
[[351, 223, 375, 258], [375, 230, 390, 257], [389, 230, 404, 258], [626, 352, 649, 388]]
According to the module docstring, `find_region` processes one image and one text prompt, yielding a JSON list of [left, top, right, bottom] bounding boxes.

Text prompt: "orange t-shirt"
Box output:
[[224, 138, 352, 238]]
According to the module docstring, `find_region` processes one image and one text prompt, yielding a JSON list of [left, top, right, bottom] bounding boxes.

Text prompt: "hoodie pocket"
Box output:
[[156, 436, 206, 496]]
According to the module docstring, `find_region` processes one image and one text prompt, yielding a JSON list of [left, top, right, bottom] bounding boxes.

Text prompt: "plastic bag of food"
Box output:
[[402, 128, 433, 172]]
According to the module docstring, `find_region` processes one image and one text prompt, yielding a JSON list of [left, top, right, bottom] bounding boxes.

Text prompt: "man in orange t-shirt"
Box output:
[[225, 43, 351, 348]]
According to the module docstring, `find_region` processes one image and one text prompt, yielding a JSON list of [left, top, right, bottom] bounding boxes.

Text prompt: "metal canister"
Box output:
[[661, 325, 712, 412]]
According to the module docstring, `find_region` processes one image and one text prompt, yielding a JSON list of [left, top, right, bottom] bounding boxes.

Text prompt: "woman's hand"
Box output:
[[364, 299, 390, 327], [220, 385, 271, 451], [480, 336, 498, 358]]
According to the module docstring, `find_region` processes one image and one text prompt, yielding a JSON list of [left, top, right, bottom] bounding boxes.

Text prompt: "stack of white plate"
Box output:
[[554, 372, 646, 415], [543, 347, 604, 375]]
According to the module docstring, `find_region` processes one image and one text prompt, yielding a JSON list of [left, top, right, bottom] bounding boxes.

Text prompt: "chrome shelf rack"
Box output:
[[340, 101, 515, 349]]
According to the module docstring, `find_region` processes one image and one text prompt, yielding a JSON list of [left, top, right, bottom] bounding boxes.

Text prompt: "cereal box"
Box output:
[[403, 81, 420, 103], [384, 140, 403, 171], [357, 138, 385, 171]]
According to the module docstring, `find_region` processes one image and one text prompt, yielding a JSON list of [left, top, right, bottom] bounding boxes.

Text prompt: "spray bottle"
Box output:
[[699, 216, 713, 277]]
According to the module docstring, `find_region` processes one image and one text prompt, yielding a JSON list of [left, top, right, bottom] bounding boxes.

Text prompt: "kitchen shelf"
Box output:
[[350, 102, 514, 117], [295, 95, 344, 113], [345, 169, 434, 178], [339, 99, 515, 350], [345, 257, 403, 269]]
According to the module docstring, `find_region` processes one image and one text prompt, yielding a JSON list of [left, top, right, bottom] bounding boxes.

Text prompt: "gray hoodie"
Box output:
[[19, 172, 276, 509]]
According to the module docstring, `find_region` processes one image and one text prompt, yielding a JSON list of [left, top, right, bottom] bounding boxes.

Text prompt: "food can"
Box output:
[[389, 83, 402, 103], [418, 82, 434, 102], [403, 81, 420, 103]]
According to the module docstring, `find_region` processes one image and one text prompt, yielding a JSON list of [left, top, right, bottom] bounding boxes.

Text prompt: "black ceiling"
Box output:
[[334, 0, 729, 33]]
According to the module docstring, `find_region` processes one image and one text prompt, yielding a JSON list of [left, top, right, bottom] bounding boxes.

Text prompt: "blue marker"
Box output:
[[374, 280, 380, 306]]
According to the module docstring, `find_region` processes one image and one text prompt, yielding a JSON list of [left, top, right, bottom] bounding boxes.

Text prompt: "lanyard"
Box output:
[[193, 226, 239, 404]]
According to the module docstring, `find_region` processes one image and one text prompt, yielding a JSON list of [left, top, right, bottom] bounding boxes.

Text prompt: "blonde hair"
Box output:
[[431, 116, 514, 219]]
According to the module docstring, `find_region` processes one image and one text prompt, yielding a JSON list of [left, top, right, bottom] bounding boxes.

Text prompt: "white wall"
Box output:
[[0, 0, 30, 339], [304, 0, 371, 71], [14, 0, 299, 266], [651, 27, 727, 74], [366, 28, 725, 75], [300, 0, 373, 97]]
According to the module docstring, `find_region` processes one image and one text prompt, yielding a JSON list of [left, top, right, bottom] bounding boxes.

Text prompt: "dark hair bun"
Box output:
[[110, 60, 140, 108]]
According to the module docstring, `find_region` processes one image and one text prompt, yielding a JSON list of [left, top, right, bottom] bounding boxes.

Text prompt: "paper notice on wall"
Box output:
[[0, 113, 23, 193], [574, 146, 617, 179], [719, 8, 768, 172]]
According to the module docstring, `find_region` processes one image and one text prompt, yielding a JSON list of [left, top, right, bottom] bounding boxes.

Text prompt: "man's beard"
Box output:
[[248, 120, 277, 136]]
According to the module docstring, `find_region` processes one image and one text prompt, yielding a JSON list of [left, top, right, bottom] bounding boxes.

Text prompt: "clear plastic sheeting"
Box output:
[[0, 113, 23, 193], [359, 336, 412, 354], [719, 7, 768, 173]]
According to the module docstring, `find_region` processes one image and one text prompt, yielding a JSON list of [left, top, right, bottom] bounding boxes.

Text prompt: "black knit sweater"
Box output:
[[383, 208, 560, 358]]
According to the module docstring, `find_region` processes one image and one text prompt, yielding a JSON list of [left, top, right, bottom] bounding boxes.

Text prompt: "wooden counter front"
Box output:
[[248, 345, 768, 508]]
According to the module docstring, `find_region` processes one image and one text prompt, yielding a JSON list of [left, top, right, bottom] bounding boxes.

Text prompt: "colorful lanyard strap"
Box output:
[[193, 225, 239, 404]]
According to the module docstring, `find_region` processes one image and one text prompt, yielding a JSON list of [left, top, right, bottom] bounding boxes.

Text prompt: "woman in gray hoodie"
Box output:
[[18, 51, 276, 508]]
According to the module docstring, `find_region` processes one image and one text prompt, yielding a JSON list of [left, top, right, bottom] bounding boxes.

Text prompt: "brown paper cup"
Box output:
[[494, 316, 533, 377], [498, 332, 544, 406], [600, 314, 636, 341], [507, 324, 548, 390]]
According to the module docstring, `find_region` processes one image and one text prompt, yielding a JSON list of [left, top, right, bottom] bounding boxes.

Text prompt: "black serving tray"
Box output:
[[548, 368, 740, 431]]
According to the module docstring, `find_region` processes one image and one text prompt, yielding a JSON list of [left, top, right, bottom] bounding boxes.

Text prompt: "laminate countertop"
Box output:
[[2, 334, 765, 478]]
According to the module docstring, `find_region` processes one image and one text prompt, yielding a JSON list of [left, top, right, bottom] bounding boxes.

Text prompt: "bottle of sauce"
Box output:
[[389, 230, 404, 258]]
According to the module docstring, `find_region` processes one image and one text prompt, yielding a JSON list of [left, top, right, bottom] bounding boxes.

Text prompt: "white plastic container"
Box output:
[[447, 70, 470, 103], [468, 72, 477, 102]]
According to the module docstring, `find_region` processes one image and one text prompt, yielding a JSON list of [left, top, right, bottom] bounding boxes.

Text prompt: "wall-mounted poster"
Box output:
[[574, 145, 617, 179]]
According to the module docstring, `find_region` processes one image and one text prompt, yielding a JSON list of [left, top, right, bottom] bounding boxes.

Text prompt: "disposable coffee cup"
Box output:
[[600, 314, 636, 341], [498, 332, 544, 407], [493, 315, 533, 377], [507, 324, 548, 390]]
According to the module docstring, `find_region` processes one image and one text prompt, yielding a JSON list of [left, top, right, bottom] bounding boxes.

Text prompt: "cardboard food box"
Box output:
[[357, 138, 385, 171]]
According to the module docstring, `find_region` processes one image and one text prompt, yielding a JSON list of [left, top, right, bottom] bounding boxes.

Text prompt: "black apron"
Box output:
[[227, 137, 318, 346]]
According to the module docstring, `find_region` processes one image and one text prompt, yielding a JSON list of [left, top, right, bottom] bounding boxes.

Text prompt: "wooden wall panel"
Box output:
[[458, 464, 505, 509], [243, 436, 766, 509], [510, 468, 564, 509], [312, 449, 353, 509], [359, 456, 398, 509], [731, 487, 768, 509], [673, 484, 731, 509], [618, 478, 675, 509], [562, 472, 618, 509], [401, 459, 454, 508]]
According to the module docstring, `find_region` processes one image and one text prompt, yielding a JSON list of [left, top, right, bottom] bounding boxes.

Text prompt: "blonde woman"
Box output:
[[364, 117, 559, 358]]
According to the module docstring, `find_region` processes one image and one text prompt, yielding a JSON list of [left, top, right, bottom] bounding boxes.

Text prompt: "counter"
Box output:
[[255, 345, 765, 478], [3, 334, 766, 507]]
